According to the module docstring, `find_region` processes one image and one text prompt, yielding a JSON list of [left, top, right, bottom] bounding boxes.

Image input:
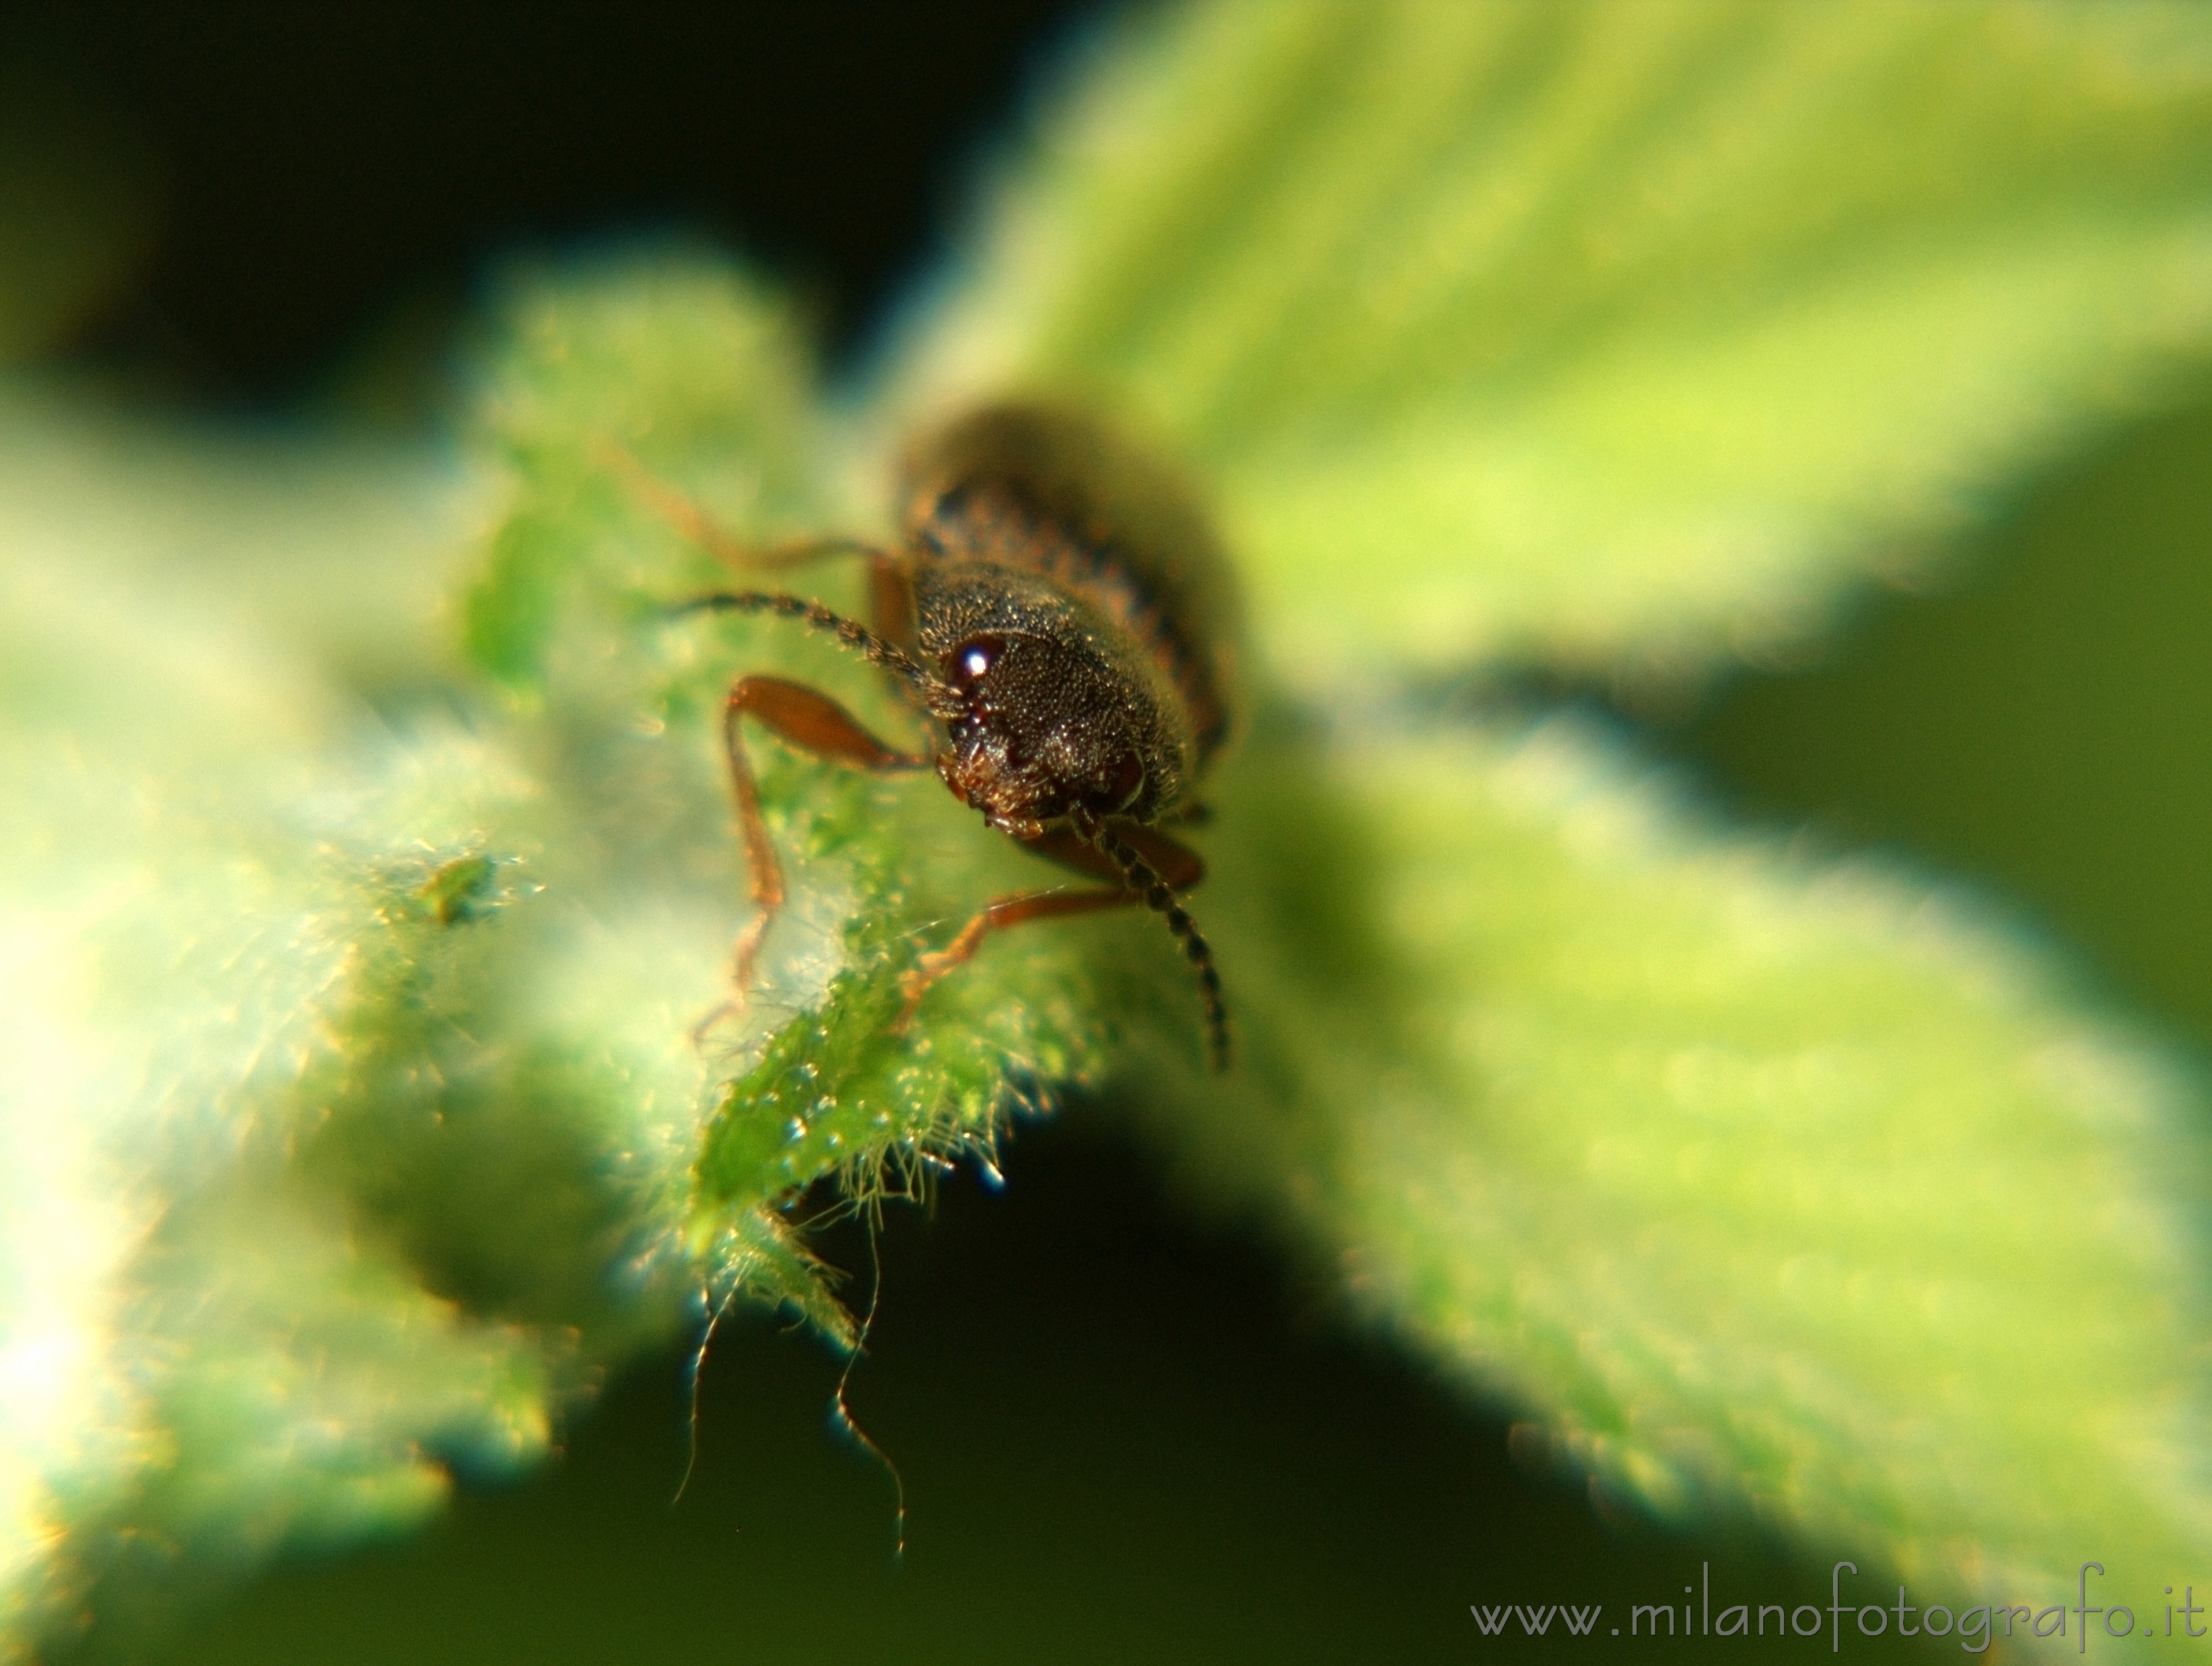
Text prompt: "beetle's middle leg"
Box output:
[[599, 440, 921, 654], [599, 439, 885, 573], [717, 674, 929, 1012], [895, 886, 1140, 1030], [894, 821, 1207, 1029]]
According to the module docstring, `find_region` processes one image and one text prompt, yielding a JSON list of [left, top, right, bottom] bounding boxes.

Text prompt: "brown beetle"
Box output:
[[632, 403, 1236, 1067]]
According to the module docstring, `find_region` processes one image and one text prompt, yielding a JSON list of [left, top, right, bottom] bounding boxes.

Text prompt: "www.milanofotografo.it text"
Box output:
[[1473, 1562, 2208, 1650]]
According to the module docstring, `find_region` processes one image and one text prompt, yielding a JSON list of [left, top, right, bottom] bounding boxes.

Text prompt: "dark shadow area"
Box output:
[[1663, 395, 2212, 1053], [0, 2, 1097, 403], [1445, 391, 2212, 1057], [89, 1115, 1941, 1665]]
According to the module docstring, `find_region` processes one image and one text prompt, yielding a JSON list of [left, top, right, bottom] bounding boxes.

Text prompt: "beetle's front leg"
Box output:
[[717, 674, 929, 1008]]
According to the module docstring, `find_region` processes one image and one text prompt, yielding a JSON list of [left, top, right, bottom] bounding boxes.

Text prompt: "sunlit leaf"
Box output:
[[877, 0, 2212, 686], [12, 1, 2212, 1656], [1128, 722, 2212, 1615], [0, 393, 695, 1643]]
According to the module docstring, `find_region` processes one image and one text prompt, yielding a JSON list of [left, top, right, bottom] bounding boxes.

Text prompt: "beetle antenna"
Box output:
[[675, 591, 953, 708], [1073, 809, 1231, 1070]]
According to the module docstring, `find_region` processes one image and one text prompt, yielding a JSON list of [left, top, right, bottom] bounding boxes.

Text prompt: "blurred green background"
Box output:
[[8, 3, 2207, 1660]]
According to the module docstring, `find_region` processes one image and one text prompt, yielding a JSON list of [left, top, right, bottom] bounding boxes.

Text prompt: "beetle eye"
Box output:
[[947, 633, 1005, 688]]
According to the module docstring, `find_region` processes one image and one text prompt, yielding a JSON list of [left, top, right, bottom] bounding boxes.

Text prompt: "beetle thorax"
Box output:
[[913, 562, 1191, 835]]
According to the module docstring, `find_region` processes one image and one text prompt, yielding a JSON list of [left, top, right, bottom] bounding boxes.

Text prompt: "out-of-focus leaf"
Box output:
[[0, 383, 479, 701], [466, 249, 824, 694], [13, 0, 2212, 1654], [0, 391, 713, 1649], [0, 713, 553, 1644], [1125, 721, 2212, 1621], [876, 0, 2212, 686], [467, 247, 2212, 1638]]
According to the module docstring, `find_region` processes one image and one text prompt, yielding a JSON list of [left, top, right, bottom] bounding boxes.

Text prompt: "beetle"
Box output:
[[629, 402, 1237, 1068]]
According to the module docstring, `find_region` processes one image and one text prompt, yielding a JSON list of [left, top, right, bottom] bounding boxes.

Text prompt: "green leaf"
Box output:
[[875, 0, 2212, 686], [15, 2, 2212, 1656], [462, 226, 2212, 1634], [0, 390, 708, 1643], [0, 719, 557, 1639], [464, 246, 825, 694], [1127, 721, 2212, 1612], [0, 381, 479, 703], [463, 256, 1155, 1322]]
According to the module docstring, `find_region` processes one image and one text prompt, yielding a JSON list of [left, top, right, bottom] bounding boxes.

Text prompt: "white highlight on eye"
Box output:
[[962, 648, 990, 679]]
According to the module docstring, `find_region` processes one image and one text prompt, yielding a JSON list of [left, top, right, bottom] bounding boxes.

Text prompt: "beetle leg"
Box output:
[[599, 438, 895, 575], [869, 558, 918, 653], [895, 886, 1138, 1031], [895, 819, 1208, 1029], [717, 675, 929, 1011]]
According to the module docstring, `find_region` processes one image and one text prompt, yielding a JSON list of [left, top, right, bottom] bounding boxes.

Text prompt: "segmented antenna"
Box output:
[[1074, 808, 1231, 1071], [675, 591, 950, 706]]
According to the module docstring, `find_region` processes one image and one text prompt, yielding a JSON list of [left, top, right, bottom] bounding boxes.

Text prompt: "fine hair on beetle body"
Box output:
[[627, 400, 1239, 1069]]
